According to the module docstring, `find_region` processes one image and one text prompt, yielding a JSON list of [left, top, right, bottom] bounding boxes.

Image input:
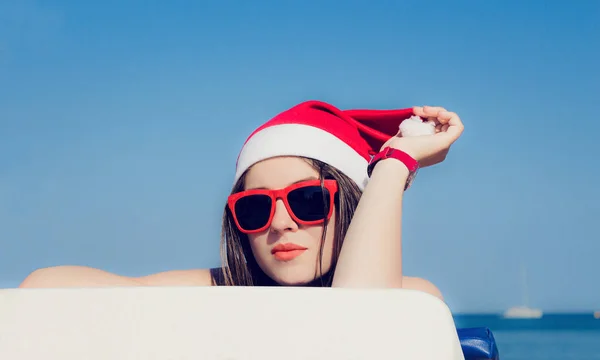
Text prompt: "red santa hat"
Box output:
[[234, 100, 430, 190]]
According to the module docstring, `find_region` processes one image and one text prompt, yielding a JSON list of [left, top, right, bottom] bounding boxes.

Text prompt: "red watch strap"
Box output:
[[367, 147, 419, 177]]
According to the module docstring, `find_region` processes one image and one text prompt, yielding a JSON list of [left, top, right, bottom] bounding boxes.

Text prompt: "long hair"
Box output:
[[212, 157, 362, 287]]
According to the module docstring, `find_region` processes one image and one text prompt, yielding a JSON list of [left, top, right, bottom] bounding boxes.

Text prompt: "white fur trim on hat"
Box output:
[[235, 124, 370, 190]]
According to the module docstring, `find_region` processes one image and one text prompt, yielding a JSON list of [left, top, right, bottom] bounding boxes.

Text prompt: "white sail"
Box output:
[[503, 262, 543, 319]]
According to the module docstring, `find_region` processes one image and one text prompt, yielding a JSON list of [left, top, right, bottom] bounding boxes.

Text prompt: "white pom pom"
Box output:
[[399, 116, 436, 137]]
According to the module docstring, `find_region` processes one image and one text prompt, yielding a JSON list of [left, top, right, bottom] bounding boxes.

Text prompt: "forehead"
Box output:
[[244, 157, 319, 190]]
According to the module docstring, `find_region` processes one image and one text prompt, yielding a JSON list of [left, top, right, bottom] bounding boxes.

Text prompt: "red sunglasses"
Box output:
[[227, 179, 338, 234]]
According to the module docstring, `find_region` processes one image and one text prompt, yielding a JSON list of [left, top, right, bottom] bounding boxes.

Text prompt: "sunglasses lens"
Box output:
[[234, 194, 272, 231], [288, 186, 330, 222]]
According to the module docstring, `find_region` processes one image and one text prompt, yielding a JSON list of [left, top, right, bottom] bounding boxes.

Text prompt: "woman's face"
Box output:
[[242, 156, 336, 285]]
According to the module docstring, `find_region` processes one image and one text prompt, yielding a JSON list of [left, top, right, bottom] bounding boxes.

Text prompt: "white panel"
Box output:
[[0, 286, 464, 360]]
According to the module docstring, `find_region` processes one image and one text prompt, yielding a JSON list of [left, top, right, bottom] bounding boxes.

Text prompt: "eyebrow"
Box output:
[[246, 176, 319, 190]]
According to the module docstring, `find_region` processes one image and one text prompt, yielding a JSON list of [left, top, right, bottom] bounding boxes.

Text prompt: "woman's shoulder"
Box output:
[[401, 276, 444, 301], [137, 268, 218, 286], [18, 265, 218, 288]]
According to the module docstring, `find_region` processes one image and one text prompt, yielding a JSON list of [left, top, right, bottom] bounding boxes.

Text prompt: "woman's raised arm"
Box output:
[[332, 106, 464, 294]]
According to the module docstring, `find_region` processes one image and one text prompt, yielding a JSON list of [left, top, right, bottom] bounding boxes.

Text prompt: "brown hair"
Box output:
[[212, 157, 362, 287]]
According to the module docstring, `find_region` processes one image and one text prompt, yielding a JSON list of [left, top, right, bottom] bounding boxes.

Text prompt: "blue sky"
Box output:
[[1, 0, 598, 313]]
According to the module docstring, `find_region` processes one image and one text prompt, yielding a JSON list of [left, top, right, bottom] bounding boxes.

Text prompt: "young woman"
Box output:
[[18, 100, 464, 299]]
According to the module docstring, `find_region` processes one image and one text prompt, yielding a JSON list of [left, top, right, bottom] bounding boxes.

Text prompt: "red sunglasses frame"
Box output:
[[227, 179, 339, 234]]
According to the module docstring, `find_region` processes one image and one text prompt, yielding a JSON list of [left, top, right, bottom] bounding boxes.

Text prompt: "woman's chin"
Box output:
[[275, 277, 313, 286], [267, 266, 331, 287], [267, 271, 313, 286], [255, 254, 333, 286]]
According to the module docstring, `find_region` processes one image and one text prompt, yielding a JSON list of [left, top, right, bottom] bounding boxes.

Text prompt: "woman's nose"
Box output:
[[269, 199, 298, 233]]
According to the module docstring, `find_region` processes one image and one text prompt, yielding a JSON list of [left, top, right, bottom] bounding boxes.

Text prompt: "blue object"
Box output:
[[457, 327, 499, 360]]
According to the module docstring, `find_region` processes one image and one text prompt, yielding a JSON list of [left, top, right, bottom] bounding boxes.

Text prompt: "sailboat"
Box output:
[[503, 263, 543, 319]]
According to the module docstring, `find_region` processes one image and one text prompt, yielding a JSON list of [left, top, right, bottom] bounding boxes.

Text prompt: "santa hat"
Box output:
[[234, 100, 435, 190]]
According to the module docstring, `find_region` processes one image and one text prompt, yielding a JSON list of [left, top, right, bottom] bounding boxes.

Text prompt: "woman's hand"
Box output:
[[381, 106, 464, 167]]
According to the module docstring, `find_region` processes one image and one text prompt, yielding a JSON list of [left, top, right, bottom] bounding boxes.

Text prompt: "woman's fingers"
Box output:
[[413, 106, 434, 118], [422, 106, 447, 116], [391, 105, 465, 166], [437, 111, 464, 145], [437, 110, 453, 123], [414, 106, 456, 131], [414, 106, 449, 123], [417, 106, 465, 146]]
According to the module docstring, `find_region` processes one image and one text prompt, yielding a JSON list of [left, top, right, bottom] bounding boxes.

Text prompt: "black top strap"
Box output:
[[209, 268, 227, 286], [209, 267, 333, 287]]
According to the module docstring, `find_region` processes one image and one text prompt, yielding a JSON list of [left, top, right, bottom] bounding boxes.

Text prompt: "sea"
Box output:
[[453, 313, 600, 359]]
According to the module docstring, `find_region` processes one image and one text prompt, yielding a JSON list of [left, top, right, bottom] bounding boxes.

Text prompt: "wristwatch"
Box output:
[[367, 147, 419, 190]]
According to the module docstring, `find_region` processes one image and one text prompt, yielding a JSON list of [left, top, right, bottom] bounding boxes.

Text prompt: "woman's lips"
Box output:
[[271, 243, 307, 261]]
